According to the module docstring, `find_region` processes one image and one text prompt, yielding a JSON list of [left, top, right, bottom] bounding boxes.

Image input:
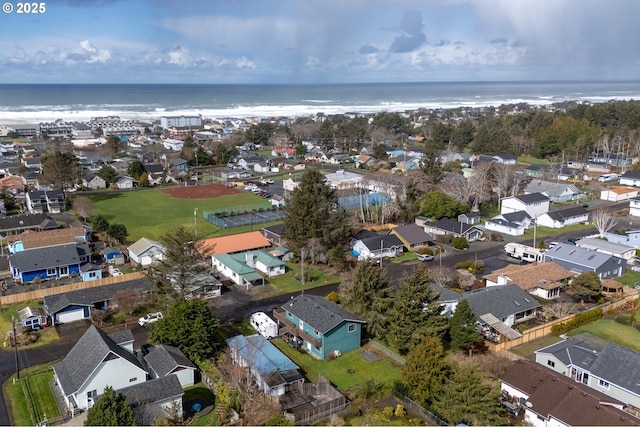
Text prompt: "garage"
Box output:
[[55, 306, 89, 324]]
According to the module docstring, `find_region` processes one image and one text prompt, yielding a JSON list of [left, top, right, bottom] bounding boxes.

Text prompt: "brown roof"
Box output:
[[500, 359, 640, 426], [610, 187, 637, 195], [7, 226, 85, 249], [602, 279, 623, 290], [199, 231, 271, 255], [483, 262, 574, 291]]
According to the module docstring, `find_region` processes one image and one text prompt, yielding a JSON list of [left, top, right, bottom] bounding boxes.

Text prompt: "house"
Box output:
[[199, 230, 271, 256], [143, 163, 166, 186], [458, 212, 481, 225], [143, 344, 197, 388], [619, 171, 640, 187], [350, 230, 404, 260], [270, 195, 286, 208], [212, 250, 285, 288], [18, 306, 48, 329], [423, 218, 484, 241], [492, 153, 517, 165], [25, 190, 65, 214], [101, 246, 126, 265], [601, 187, 639, 202], [8, 243, 85, 283], [53, 326, 148, 412], [630, 197, 640, 217], [535, 335, 640, 409], [325, 169, 364, 190], [484, 211, 531, 236], [261, 224, 286, 246], [114, 174, 138, 189], [128, 237, 166, 266], [536, 206, 589, 229], [79, 263, 103, 282], [116, 375, 184, 426], [0, 213, 58, 237], [8, 226, 88, 254], [524, 180, 583, 202], [44, 278, 151, 324], [226, 334, 304, 396], [602, 230, 640, 249], [575, 238, 637, 262], [543, 242, 626, 279], [0, 175, 26, 196], [273, 294, 366, 360], [389, 223, 432, 251], [483, 263, 574, 300], [500, 359, 638, 427], [500, 193, 550, 217], [82, 171, 107, 190]]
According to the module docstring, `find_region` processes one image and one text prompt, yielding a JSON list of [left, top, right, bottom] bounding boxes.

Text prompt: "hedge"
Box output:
[[551, 308, 603, 336]]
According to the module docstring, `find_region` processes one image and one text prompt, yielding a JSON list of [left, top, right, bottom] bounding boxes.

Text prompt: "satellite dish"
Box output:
[[525, 402, 533, 408]]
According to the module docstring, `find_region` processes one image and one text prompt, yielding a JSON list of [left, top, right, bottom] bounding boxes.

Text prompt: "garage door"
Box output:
[[56, 308, 86, 323]]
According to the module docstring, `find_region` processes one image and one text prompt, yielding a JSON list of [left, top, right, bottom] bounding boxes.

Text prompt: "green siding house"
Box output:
[[273, 294, 365, 360]]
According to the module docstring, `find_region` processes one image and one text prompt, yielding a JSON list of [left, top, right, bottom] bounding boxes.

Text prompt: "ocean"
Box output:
[[2, 81, 640, 124]]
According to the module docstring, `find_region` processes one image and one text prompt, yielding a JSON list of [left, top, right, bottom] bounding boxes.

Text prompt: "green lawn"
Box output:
[[523, 222, 595, 240], [0, 300, 60, 349], [391, 252, 419, 263], [3, 363, 60, 426], [517, 156, 550, 165], [616, 270, 640, 287], [89, 189, 268, 241], [511, 335, 562, 360], [183, 384, 218, 426], [272, 339, 402, 393], [568, 319, 640, 353], [266, 262, 340, 294]]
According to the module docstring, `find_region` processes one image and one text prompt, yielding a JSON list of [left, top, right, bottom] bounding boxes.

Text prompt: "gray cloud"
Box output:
[[358, 44, 379, 54], [390, 10, 426, 53]]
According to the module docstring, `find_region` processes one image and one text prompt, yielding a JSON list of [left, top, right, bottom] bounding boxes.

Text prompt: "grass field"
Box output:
[[522, 222, 595, 240], [3, 363, 60, 426], [0, 300, 60, 349], [616, 270, 640, 286], [273, 339, 402, 393], [568, 319, 640, 353], [517, 156, 551, 165], [89, 189, 269, 241]]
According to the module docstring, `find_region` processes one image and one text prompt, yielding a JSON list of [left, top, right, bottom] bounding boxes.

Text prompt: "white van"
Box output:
[[250, 312, 278, 339]]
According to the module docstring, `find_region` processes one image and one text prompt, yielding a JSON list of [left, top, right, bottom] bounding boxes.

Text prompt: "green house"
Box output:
[[273, 294, 366, 360]]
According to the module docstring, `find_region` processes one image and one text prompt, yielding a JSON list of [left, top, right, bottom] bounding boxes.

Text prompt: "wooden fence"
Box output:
[[487, 293, 640, 353], [0, 272, 146, 305]]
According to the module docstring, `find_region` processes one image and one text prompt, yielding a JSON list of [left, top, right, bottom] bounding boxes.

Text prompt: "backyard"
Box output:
[[3, 362, 60, 426]]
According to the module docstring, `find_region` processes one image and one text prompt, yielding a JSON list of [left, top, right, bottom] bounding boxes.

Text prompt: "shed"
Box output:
[[18, 306, 48, 329]]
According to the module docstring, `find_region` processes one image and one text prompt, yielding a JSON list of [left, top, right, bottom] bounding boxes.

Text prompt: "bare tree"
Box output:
[[72, 196, 94, 222], [429, 266, 457, 288], [591, 207, 618, 238], [90, 308, 108, 326], [543, 302, 578, 321], [457, 269, 476, 292], [111, 288, 144, 316], [304, 237, 328, 264]]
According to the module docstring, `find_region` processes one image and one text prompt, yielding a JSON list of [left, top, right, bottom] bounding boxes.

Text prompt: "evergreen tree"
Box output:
[[432, 364, 505, 426], [570, 271, 602, 302], [84, 386, 136, 426], [91, 214, 110, 233], [385, 266, 449, 354], [149, 299, 220, 361], [127, 160, 145, 180], [104, 135, 125, 157], [96, 164, 117, 185], [41, 150, 81, 190], [449, 299, 484, 353], [402, 335, 449, 407], [283, 169, 350, 253], [106, 223, 128, 244], [420, 141, 444, 183]]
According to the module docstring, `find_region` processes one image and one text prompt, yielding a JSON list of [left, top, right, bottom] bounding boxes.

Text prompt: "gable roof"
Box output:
[[144, 344, 196, 378], [53, 325, 146, 396], [541, 206, 588, 222], [390, 223, 431, 245], [544, 242, 624, 270], [44, 278, 151, 314], [127, 237, 165, 257], [500, 359, 637, 426], [460, 284, 541, 320], [575, 238, 636, 255], [9, 243, 81, 272], [357, 233, 404, 251], [426, 218, 479, 235], [524, 179, 580, 197], [513, 192, 550, 204], [500, 211, 531, 223], [620, 171, 640, 180], [8, 226, 86, 249], [0, 213, 57, 233], [282, 294, 365, 334], [483, 263, 574, 291], [199, 230, 271, 255], [117, 374, 183, 410]]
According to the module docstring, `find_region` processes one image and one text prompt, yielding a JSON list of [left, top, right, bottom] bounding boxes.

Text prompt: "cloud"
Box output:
[[390, 10, 427, 53], [359, 44, 379, 54]]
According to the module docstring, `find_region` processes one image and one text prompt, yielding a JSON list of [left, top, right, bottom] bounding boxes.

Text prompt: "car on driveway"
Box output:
[[418, 254, 434, 262], [138, 312, 163, 326]]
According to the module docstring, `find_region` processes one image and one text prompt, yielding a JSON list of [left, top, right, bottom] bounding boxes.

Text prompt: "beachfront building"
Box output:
[[160, 115, 203, 131]]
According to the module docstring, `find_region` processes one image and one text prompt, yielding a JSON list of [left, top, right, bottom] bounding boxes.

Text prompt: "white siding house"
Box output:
[[500, 193, 550, 218]]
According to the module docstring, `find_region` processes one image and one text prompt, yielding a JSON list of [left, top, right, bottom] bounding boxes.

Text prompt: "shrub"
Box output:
[[455, 259, 484, 274], [551, 308, 603, 336], [326, 291, 340, 304], [382, 407, 395, 419], [394, 404, 406, 417], [419, 247, 434, 256], [490, 232, 504, 242], [435, 234, 453, 244], [452, 236, 469, 249]]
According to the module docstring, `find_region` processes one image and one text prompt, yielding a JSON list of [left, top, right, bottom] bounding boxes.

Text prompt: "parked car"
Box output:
[[138, 312, 163, 326], [418, 254, 434, 262]]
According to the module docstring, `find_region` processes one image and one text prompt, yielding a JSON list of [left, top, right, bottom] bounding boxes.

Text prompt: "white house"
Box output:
[[536, 206, 589, 229], [524, 179, 583, 202], [500, 193, 550, 218], [325, 169, 364, 190], [350, 230, 404, 260], [484, 211, 531, 236], [575, 237, 637, 262], [114, 175, 138, 189], [127, 237, 166, 266], [161, 138, 185, 151], [619, 170, 640, 187], [143, 344, 197, 388], [631, 197, 640, 217], [600, 187, 639, 202], [160, 115, 202, 130]]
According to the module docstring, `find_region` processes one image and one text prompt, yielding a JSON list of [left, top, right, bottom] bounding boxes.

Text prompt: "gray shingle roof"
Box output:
[[117, 374, 183, 409], [535, 339, 601, 369], [391, 224, 431, 245], [282, 294, 365, 334], [9, 243, 81, 272], [427, 218, 478, 235], [543, 206, 588, 222], [514, 192, 550, 204], [543, 242, 623, 270], [501, 211, 531, 223], [591, 343, 640, 397], [144, 345, 196, 378], [620, 171, 640, 180], [0, 213, 57, 233], [53, 326, 146, 396], [359, 234, 404, 251], [44, 278, 152, 314], [525, 179, 580, 197], [460, 284, 541, 320]]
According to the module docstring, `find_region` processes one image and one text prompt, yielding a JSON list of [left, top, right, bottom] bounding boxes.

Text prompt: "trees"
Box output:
[[402, 335, 449, 407], [420, 141, 445, 183], [127, 160, 146, 180], [103, 135, 125, 158], [149, 299, 220, 361], [570, 271, 602, 302], [451, 237, 469, 250], [40, 150, 81, 190], [73, 196, 94, 222], [96, 164, 117, 186], [449, 299, 484, 353], [149, 227, 213, 299], [385, 266, 448, 354], [283, 169, 350, 253], [417, 191, 468, 220], [591, 207, 618, 238], [84, 386, 135, 426], [106, 224, 128, 244], [91, 214, 110, 233], [432, 364, 505, 426]]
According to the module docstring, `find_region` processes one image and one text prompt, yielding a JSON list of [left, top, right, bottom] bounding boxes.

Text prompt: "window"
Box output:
[[348, 323, 356, 333], [599, 379, 610, 389], [46, 268, 56, 276], [87, 389, 98, 398], [547, 360, 555, 368], [314, 329, 320, 336], [129, 377, 137, 383], [88, 272, 96, 278]]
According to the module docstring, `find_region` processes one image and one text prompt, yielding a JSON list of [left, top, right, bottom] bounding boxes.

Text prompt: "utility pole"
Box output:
[[194, 208, 198, 237], [12, 316, 19, 380], [301, 248, 305, 285]]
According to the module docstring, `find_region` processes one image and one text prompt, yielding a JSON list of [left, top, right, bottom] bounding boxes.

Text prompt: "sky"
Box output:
[[1, 0, 640, 84]]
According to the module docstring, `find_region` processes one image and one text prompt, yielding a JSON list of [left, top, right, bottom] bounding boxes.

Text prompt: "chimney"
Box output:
[[245, 252, 255, 268], [498, 274, 508, 286]]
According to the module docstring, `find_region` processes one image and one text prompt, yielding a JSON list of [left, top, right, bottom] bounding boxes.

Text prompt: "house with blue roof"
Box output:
[[273, 294, 366, 360], [226, 334, 304, 396]]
